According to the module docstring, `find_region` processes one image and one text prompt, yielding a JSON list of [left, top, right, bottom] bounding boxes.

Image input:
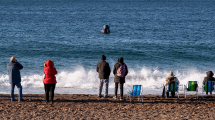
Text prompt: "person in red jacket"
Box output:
[[44, 60, 57, 103]]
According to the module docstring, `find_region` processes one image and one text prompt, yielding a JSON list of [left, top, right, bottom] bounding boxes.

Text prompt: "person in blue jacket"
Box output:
[[7, 56, 24, 101]]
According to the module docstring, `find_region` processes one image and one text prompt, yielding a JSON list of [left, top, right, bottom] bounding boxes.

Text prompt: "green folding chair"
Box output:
[[184, 81, 198, 99]]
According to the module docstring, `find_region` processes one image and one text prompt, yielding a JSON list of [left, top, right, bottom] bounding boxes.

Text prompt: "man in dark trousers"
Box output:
[[96, 55, 111, 98], [7, 56, 24, 101]]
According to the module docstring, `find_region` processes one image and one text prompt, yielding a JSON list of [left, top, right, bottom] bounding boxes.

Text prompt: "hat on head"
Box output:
[[10, 56, 17, 61], [118, 57, 124, 63], [169, 71, 174, 77], [101, 55, 106, 60]]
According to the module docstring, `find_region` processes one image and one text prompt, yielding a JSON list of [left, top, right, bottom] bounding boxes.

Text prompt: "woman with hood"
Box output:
[[165, 71, 180, 98], [113, 57, 128, 100], [202, 71, 215, 96], [44, 60, 57, 103]]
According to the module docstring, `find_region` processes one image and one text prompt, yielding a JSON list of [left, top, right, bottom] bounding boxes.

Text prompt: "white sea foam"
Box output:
[[0, 66, 206, 94]]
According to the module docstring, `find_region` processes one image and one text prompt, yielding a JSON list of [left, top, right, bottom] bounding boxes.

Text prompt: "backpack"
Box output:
[[117, 63, 126, 77]]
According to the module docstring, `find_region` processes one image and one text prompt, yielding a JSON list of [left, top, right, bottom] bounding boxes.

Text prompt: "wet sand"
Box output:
[[0, 94, 215, 119]]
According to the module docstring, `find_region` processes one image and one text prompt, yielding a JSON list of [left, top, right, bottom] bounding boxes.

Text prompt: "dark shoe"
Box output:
[[18, 99, 24, 102], [98, 95, 102, 98], [11, 99, 15, 101], [166, 92, 169, 98], [205, 96, 210, 98], [162, 94, 165, 98], [104, 96, 108, 98]]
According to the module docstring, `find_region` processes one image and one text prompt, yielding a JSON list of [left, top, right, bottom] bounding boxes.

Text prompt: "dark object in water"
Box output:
[[101, 25, 110, 34]]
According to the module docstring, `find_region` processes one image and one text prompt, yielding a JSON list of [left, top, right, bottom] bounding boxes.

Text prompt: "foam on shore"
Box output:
[[0, 66, 206, 94]]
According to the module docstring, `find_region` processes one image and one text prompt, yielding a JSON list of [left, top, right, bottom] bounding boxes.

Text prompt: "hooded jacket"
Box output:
[[96, 55, 111, 79], [44, 60, 57, 84], [7, 61, 23, 84], [113, 57, 128, 83], [203, 71, 215, 84]]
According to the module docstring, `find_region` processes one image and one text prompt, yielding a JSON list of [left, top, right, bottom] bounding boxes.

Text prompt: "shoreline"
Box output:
[[0, 86, 205, 95], [0, 87, 164, 95], [1, 94, 215, 119]]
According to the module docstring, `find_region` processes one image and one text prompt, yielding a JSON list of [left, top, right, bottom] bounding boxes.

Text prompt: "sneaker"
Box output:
[[113, 96, 117, 99], [120, 98, 124, 101], [98, 95, 102, 98]]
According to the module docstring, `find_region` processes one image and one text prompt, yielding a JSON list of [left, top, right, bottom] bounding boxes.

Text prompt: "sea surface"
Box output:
[[0, 0, 214, 95]]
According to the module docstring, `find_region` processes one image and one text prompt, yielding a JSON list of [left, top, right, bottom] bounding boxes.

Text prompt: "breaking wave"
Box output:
[[0, 66, 206, 91]]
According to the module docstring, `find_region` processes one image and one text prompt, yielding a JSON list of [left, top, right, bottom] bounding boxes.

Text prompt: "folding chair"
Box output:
[[127, 85, 143, 102], [165, 82, 179, 98], [184, 81, 198, 99], [202, 81, 215, 98]]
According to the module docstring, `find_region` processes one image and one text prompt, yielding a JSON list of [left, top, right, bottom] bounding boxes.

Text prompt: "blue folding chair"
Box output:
[[202, 81, 215, 98], [127, 85, 143, 102]]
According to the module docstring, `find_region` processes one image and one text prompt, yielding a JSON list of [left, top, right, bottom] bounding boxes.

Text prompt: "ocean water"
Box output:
[[0, 0, 214, 95]]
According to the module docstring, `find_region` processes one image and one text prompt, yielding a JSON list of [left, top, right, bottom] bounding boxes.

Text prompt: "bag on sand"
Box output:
[[117, 63, 126, 78], [162, 86, 165, 98]]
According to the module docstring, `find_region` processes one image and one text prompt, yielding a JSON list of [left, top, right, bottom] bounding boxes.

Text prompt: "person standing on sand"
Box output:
[[165, 71, 180, 98], [113, 57, 128, 100], [97, 55, 111, 98], [44, 60, 57, 103], [7, 56, 24, 101], [202, 71, 215, 96]]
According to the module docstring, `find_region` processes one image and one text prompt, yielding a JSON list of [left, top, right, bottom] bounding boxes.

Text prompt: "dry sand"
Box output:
[[0, 94, 215, 119]]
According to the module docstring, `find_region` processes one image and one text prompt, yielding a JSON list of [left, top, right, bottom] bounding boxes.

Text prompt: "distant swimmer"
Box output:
[[101, 25, 110, 34]]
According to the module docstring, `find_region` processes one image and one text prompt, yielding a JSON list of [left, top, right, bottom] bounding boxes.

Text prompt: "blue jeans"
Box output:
[[98, 78, 109, 97], [11, 82, 23, 100]]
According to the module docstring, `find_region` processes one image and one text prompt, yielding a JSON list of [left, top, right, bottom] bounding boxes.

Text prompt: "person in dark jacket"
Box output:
[[101, 25, 110, 34], [7, 56, 24, 101], [202, 71, 215, 95], [96, 55, 111, 97], [44, 60, 57, 103], [113, 57, 128, 100]]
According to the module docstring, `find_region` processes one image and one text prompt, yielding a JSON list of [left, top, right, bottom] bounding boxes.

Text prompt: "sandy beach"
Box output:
[[0, 94, 215, 119]]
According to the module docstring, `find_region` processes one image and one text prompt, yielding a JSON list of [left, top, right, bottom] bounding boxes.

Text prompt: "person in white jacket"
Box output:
[[165, 71, 180, 98]]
